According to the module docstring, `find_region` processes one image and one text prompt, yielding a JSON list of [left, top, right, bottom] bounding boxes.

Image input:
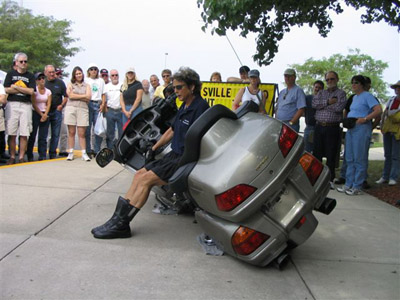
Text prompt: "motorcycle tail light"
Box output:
[[279, 124, 298, 157], [215, 184, 257, 211], [299, 153, 323, 186], [231, 226, 270, 256], [295, 216, 307, 229]]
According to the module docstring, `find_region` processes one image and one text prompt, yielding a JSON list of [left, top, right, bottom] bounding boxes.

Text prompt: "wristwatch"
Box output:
[[289, 121, 294, 125]]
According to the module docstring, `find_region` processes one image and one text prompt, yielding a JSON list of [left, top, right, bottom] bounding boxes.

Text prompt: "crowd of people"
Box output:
[[0, 52, 176, 164], [1, 53, 399, 198], [273, 67, 398, 196]]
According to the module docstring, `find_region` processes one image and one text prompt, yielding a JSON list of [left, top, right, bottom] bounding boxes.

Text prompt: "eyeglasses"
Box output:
[[162, 74, 171, 78], [101, 74, 108, 77], [111, 74, 119, 77], [352, 81, 360, 85], [19, 60, 28, 64], [89, 68, 98, 71], [37, 76, 45, 80], [326, 78, 336, 82], [173, 84, 185, 90]]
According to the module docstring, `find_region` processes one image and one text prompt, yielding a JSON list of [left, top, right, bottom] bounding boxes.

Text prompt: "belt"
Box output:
[[107, 107, 121, 111], [317, 121, 340, 127], [90, 100, 101, 103]]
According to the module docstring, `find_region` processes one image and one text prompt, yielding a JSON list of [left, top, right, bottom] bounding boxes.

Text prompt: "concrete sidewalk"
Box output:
[[0, 158, 399, 300]]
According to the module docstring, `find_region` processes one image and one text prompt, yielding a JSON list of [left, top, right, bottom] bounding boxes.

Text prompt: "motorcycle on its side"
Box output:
[[96, 96, 336, 267]]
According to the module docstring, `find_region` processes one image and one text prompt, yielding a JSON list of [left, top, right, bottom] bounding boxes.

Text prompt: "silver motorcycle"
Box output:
[[96, 96, 336, 268]]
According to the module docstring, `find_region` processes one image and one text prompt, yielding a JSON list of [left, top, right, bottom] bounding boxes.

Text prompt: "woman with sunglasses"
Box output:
[[65, 66, 92, 161], [120, 67, 143, 126], [337, 75, 382, 196], [91, 67, 209, 239], [26, 72, 52, 161], [232, 69, 266, 113]]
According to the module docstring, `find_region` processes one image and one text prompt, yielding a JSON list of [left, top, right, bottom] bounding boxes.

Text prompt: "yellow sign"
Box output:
[[200, 82, 277, 116]]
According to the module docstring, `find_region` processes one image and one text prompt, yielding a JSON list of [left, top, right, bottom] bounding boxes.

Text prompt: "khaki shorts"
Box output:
[[5, 101, 32, 136], [0, 107, 5, 132], [64, 105, 89, 127]]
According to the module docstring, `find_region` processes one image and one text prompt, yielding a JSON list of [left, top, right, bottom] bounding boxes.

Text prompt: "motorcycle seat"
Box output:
[[179, 104, 237, 167]]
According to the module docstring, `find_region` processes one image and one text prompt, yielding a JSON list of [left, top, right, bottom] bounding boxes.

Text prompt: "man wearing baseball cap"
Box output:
[[85, 63, 105, 157], [275, 68, 306, 132], [100, 68, 109, 84]]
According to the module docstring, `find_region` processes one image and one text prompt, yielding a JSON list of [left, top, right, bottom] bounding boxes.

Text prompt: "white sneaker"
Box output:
[[388, 179, 397, 186], [67, 152, 74, 161], [375, 177, 387, 184], [345, 188, 362, 196], [82, 152, 91, 162], [336, 185, 350, 193]]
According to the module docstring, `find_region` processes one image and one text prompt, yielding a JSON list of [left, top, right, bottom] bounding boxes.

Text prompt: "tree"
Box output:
[[197, 0, 400, 66], [290, 49, 389, 101], [0, 0, 80, 72]]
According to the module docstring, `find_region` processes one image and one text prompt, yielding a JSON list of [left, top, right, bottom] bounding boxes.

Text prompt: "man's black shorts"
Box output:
[[144, 151, 182, 182]]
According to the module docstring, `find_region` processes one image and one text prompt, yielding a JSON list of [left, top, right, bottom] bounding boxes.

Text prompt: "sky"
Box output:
[[21, 0, 400, 94]]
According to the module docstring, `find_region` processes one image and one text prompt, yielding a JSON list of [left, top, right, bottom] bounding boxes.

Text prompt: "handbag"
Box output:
[[342, 117, 357, 129], [94, 112, 107, 137]]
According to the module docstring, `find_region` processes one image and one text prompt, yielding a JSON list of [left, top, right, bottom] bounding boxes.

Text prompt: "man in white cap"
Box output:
[[85, 63, 105, 158], [275, 68, 306, 132]]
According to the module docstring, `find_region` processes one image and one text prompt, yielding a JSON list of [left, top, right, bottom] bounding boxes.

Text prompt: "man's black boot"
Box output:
[[92, 196, 140, 239]]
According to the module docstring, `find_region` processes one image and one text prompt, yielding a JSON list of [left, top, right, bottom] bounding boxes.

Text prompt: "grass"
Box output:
[[370, 142, 383, 148]]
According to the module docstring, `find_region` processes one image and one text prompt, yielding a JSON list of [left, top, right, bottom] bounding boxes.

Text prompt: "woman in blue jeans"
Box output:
[[337, 75, 382, 195], [120, 67, 143, 126]]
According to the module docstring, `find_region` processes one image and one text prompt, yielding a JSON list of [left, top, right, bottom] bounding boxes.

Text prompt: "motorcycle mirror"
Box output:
[[95, 148, 115, 168]]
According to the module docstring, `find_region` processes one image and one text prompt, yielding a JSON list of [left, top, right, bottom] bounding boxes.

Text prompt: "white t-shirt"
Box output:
[[0, 83, 5, 95], [86, 77, 105, 101], [105, 82, 122, 109]]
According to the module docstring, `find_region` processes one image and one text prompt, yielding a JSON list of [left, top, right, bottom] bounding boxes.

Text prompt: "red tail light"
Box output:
[[279, 124, 298, 157], [231, 226, 270, 255], [299, 153, 323, 185], [295, 216, 307, 229], [215, 184, 257, 211]]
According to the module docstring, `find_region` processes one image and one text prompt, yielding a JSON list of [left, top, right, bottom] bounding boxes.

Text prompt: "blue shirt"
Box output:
[[276, 84, 306, 121], [347, 91, 378, 118], [171, 95, 209, 155]]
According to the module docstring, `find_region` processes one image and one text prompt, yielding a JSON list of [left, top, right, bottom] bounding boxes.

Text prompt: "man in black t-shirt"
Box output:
[[4, 52, 36, 164], [44, 65, 68, 158]]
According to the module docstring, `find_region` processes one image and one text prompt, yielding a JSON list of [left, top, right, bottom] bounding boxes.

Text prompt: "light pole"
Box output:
[[164, 53, 168, 68]]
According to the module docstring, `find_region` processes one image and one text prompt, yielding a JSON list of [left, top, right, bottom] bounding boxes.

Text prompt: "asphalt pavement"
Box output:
[[0, 148, 399, 300]]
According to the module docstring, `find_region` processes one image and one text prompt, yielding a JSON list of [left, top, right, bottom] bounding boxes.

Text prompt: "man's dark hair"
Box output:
[[239, 65, 250, 74], [314, 80, 324, 89]]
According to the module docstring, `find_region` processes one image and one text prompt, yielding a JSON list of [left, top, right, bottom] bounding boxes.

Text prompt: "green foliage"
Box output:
[[0, 0, 80, 72], [197, 0, 400, 66], [290, 49, 389, 101]]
